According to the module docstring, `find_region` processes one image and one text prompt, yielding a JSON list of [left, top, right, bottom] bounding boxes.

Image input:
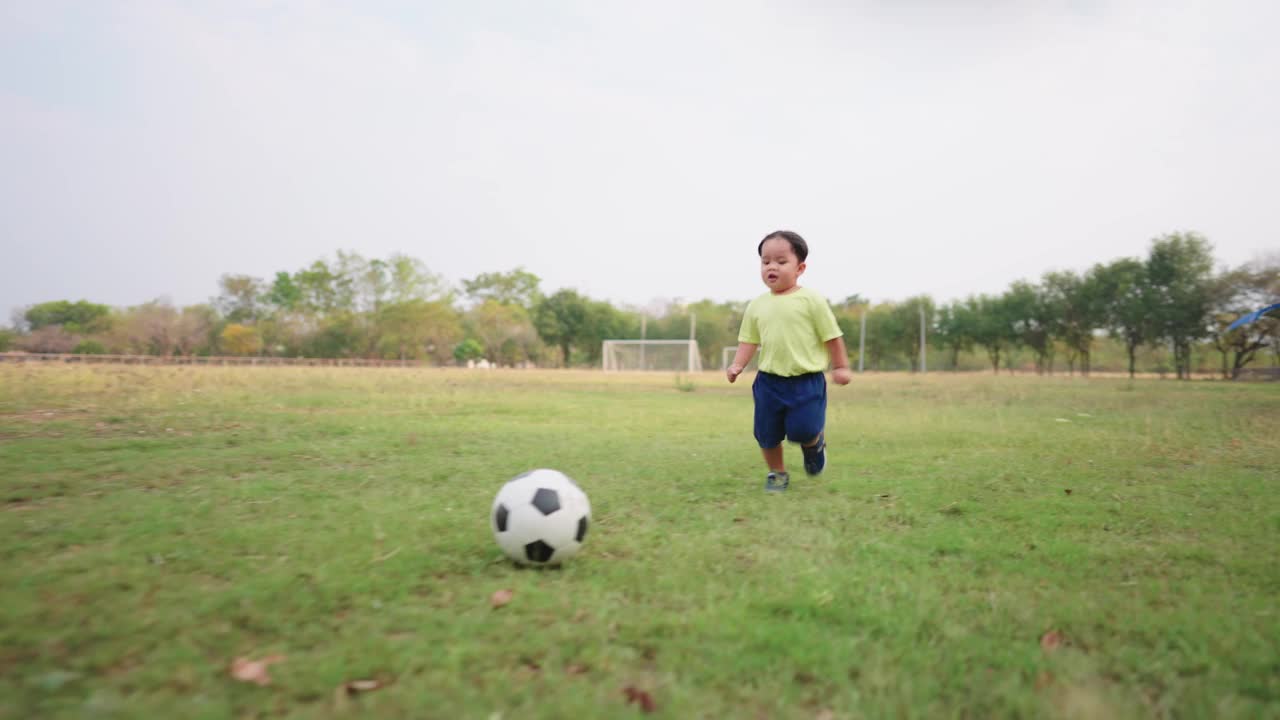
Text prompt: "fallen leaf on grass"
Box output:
[[815, 710, 836, 720], [1035, 671, 1055, 690], [1040, 630, 1065, 652], [565, 663, 589, 676], [1064, 489, 1072, 495], [491, 589, 514, 608], [342, 679, 387, 694], [332, 678, 390, 709], [622, 686, 657, 713], [230, 655, 286, 686]]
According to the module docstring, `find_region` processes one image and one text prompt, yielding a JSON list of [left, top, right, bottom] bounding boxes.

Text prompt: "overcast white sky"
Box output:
[[2, 0, 1277, 320]]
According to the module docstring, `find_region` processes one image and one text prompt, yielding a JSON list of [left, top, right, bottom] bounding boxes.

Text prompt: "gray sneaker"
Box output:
[[765, 471, 790, 492]]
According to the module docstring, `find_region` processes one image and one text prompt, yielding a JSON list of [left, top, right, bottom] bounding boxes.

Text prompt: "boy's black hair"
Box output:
[[758, 230, 808, 262]]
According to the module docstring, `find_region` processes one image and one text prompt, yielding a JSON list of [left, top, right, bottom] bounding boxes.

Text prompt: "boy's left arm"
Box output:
[[826, 337, 852, 385]]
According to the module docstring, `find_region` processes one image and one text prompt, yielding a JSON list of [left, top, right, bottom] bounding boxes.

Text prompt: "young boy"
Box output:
[[726, 230, 852, 492]]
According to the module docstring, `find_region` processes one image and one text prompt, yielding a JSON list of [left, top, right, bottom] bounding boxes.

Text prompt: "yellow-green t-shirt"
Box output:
[[738, 287, 843, 376]]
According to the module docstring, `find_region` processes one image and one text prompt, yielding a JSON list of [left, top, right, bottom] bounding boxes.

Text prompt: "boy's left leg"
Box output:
[[784, 373, 828, 476], [801, 432, 825, 476]]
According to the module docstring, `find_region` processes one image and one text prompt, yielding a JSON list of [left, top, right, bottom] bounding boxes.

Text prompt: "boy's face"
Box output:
[[759, 237, 805, 294]]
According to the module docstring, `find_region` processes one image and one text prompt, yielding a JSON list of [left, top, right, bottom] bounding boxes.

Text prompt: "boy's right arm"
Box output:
[[726, 343, 758, 383]]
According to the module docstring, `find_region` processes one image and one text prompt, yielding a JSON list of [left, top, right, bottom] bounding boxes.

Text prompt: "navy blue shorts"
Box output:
[[752, 371, 827, 448]]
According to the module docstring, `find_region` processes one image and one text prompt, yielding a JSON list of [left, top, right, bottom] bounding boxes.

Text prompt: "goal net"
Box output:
[[602, 340, 703, 372]]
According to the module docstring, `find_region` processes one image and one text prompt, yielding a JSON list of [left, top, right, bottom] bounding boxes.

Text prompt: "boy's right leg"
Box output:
[[754, 373, 789, 491], [761, 445, 785, 472], [761, 445, 789, 491]]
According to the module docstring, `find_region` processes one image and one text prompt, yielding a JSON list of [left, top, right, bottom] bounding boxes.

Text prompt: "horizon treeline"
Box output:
[[4, 232, 1277, 378]]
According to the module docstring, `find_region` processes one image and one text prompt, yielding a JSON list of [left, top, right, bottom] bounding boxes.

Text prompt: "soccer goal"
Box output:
[[602, 340, 703, 372], [721, 346, 758, 372]]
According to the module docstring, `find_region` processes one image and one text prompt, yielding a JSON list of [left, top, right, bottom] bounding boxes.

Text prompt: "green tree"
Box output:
[[339, 252, 448, 313], [968, 294, 1018, 374], [387, 254, 450, 304], [1095, 258, 1152, 378], [533, 290, 590, 366], [463, 268, 542, 309], [304, 311, 372, 358], [687, 301, 731, 369], [465, 300, 540, 365], [375, 300, 461, 363], [579, 300, 629, 365], [831, 299, 869, 369], [649, 300, 743, 369], [890, 295, 936, 372], [453, 338, 485, 364], [934, 302, 977, 370], [24, 300, 112, 334], [1004, 281, 1055, 374], [255, 313, 306, 357], [863, 302, 906, 370], [529, 291, 631, 367], [1146, 233, 1215, 379], [357, 257, 392, 313], [1043, 269, 1107, 376], [214, 275, 266, 323], [266, 271, 303, 311], [294, 260, 346, 315]]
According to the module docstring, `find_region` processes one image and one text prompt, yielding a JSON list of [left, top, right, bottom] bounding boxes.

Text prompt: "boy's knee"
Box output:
[[785, 428, 822, 445], [755, 421, 785, 449]]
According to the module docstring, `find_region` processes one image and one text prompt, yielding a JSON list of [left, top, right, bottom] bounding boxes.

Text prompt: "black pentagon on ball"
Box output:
[[494, 504, 509, 532], [531, 488, 560, 515], [576, 515, 588, 542], [525, 540, 555, 563]]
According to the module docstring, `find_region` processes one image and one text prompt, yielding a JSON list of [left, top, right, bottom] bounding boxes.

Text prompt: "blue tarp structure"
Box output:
[[1226, 303, 1280, 332]]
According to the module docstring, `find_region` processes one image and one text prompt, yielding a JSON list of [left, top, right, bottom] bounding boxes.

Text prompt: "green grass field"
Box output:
[[2, 365, 1277, 719]]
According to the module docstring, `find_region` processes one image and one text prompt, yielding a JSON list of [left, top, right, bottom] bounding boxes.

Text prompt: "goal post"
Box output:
[[602, 340, 703, 372]]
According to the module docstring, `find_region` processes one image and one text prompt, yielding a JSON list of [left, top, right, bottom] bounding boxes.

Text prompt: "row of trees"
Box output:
[[934, 234, 1276, 378], [3, 234, 1276, 378]]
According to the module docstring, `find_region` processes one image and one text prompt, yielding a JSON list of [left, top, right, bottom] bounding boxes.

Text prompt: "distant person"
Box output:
[[726, 230, 852, 492]]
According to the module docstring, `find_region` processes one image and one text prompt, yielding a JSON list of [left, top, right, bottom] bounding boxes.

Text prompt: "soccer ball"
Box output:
[[491, 469, 591, 566]]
